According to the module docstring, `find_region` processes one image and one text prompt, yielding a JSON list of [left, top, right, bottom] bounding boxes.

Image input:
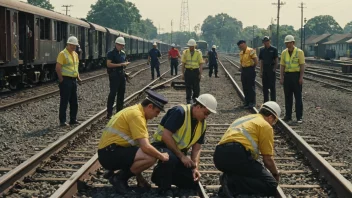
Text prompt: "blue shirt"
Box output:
[[208, 50, 218, 65], [160, 106, 205, 144], [149, 48, 161, 64], [107, 48, 126, 71]]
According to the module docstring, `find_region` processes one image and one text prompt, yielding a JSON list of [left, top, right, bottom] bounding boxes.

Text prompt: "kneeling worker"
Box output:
[[98, 90, 170, 194], [151, 94, 217, 197], [214, 101, 281, 197]]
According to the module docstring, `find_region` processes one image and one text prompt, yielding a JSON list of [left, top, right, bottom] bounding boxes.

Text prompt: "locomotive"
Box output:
[[0, 0, 174, 90]]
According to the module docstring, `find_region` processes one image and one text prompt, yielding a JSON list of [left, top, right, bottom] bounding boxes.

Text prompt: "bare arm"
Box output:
[[162, 129, 186, 159], [55, 63, 63, 82], [137, 138, 166, 161], [252, 57, 258, 67], [191, 143, 201, 170], [280, 64, 285, 80], [182, 63, 186, 75], [299, 64, 305, 79], [263, 155, 279, 177], [107, 60, 125, 68], [274, 57, 279, 71], [199, 63, 203, 74]]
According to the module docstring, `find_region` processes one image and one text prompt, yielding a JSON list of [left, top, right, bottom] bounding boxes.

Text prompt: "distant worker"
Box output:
[[208, 45, 219, 78], [98, 90, 170, 194], [106, 37, 130, 119], [237, 40, 258, 109], [181, 39, 204, 104], [280, 35, 305, 124], [151, 94, 217, 197], [214, 101, 281, 197], [56, 36, 82, 127], [168, 43, 181, 76], [259, 36, 278, 102], [148, 42, 162, 80]]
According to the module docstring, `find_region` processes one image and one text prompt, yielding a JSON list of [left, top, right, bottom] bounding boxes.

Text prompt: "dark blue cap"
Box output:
[[237, 40, 246, 46], [145, 89, 168, 111]]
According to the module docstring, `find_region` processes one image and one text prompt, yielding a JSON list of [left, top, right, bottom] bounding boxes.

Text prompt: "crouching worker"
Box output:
[[98, 90, 170, 194], [151, 94, 217, 197], [214, 101, 281, 197]]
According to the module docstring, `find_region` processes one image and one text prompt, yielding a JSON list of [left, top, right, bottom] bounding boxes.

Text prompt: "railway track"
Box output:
[[0, 60, 165, 111], [1, 59, 351, 197]]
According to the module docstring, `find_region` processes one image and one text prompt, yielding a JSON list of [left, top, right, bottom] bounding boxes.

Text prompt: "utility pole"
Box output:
[[180, 0, 190, 32], [171, 20, 173, 44], [298, 2, 307, 49], [252, 25, 255, 48], [272, 0, 285, 51], [62, 5, 73, 16]]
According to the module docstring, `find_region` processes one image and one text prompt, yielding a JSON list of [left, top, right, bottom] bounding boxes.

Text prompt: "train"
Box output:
[[0, 0, 175, 90]]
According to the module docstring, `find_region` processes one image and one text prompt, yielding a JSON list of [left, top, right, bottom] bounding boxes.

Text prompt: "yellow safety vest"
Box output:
[[153, 105, 206, 150], [61, 48, 79, 77], [183, 49, 203, 69], [240, 47, 256, 67], [282, 47, 301, 72]]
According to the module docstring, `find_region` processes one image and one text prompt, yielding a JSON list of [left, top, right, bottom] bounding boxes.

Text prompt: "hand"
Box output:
[[199, 73, 202, 80], [273, 68, 277, 73], [192, 169, 201, 181], [160, 152, 169, 162], [260, 73, 263, 78], [59, 78, 63, 83], [299, 77, 303, 85], [181, 156, 195, 168], [181, 74, 184, 80], [77, 79, 82, 85], [239, 67, 242, 72], [280, 78, 284, 85], [273, 172, 280, 181]]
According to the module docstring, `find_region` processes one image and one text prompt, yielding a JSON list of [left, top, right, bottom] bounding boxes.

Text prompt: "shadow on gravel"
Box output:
[[23, 127, 52, 138]]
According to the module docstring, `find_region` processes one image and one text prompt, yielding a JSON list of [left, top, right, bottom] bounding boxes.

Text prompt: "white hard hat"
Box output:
[[115, 37, 125, 45], [171, 43, 175, 47], [67, 36, 79, 46], [261, 101, 281, 118], [284, 35, 295, 43], [187, 39, 197, 46], [212, 45, 216, 49], [153, 42, 157, 46], [195, 94, 217, 114]]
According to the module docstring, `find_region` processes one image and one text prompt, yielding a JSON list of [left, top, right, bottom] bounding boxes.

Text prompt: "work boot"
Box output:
[[158, 188, 173, 198], [60, 122, 69, 127], [103, 170, 114, 179], [69, 120, 80, 125], [109, 169, 134, 194], [215, 75, 219, 78], [136, 174, 151, 192], [220, 174, 234, 198]]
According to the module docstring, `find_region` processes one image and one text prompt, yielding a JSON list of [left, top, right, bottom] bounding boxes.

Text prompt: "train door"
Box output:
[[0, 6, 7, 63], [5, 9, 19, 64], [33, 16, 40, 63]]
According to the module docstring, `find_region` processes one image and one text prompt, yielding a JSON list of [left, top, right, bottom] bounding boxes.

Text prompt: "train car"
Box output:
[[105, 28, 119, 53], [118, 31, 130, 59], [196, 40, 208, 58], [143, 39, 149, 58], [0, 0, 90, 89], [137, 36, 143, 58]]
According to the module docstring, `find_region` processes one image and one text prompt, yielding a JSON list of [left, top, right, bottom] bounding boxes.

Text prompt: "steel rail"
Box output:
[[220, 57, 352, 197]]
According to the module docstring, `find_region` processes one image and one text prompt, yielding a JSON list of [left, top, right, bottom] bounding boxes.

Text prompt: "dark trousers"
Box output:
[[151, 146, 197, 190], [209, 63, 218, 77], [213, 142, 278, 196], [107, 71, 126, 116], [184, 69, 200, 104], [59, 77, 78, 123], [241, 66, 256, 105], [262, 70, 276, 102], [170, 59, 179, 75], [283, 72, 303, 120], [151, 62, 160, 79]]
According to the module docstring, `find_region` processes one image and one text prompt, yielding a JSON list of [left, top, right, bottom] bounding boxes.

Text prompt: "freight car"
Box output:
[[0, 0, 172, 90]]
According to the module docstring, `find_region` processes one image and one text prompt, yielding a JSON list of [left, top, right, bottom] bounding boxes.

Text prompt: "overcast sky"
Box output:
[[37, 0, 352, 32]]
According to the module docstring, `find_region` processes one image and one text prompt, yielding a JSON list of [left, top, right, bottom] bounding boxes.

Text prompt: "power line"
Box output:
[[62, 5, 73, 16]]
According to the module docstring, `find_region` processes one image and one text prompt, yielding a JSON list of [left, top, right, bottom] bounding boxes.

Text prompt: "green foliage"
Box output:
[[344, 21, 352, 33], [132, 19, 157, 39], [158, 31, 198, 47], [305, 15, 343, 37], [27, 0, 54, 10]]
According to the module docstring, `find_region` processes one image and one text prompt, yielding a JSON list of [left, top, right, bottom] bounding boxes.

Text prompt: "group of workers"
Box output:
[[238, 35, 305, 123], [55, 34, 305, 197]]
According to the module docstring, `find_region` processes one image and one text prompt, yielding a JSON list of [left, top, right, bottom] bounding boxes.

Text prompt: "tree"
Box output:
[[132, 19, 157, 39], [27, 0, 54, 10], [304, 15, 343, 37], [270, 24, 300, 51], [87, 0, 141, 33], [344, 21, 352, 33]]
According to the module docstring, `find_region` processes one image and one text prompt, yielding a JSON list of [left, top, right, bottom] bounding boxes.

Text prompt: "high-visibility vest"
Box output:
[[240, 47, 256, 67], [282, 47, 301, 72], [182, 49, 203, 69], [61, 48, 79, 77], [153, 104, 206, 150]]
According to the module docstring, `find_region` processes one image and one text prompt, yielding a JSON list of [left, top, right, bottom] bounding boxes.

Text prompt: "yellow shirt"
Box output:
[[280, 47, 305, 72], [240, 47, 257, 67], [218, 114, 274, 159], [57, 49, 79, 77], [181, 49, 204, 69], [98, 104, 148, 149]]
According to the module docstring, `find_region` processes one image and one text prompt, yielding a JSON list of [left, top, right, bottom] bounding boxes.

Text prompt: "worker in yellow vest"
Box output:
[[214, 101, 281, 197], [98, 90, 170, 194], [181, 39, 204, 104], [151, 94, 217, 197], [280, 35, 305, 124], [55, 36, 82, 127]]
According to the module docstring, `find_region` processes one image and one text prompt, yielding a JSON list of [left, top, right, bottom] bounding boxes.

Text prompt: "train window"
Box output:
[[13, 14, 17, 36], [44, 18, 50, 40], [56, 22, 62, 42], [53, 21, 57, 41], [40, 18, 44, 39]]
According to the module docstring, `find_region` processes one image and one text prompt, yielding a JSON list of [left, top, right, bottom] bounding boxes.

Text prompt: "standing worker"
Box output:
[[148, 42, 162, 80], [208, 45, 219, 78], [259, 36, 278, 102], [237, 40, 258, 109], [106, 37, 130, 119], [56, 36, 82, 127], [98, 90, 170, 194], [151, 94, 217, 197], [182, 39, 204, 104], [214, 101, 281, 197], [168, 43, 181, 76], [280, 35, 305, 124]]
